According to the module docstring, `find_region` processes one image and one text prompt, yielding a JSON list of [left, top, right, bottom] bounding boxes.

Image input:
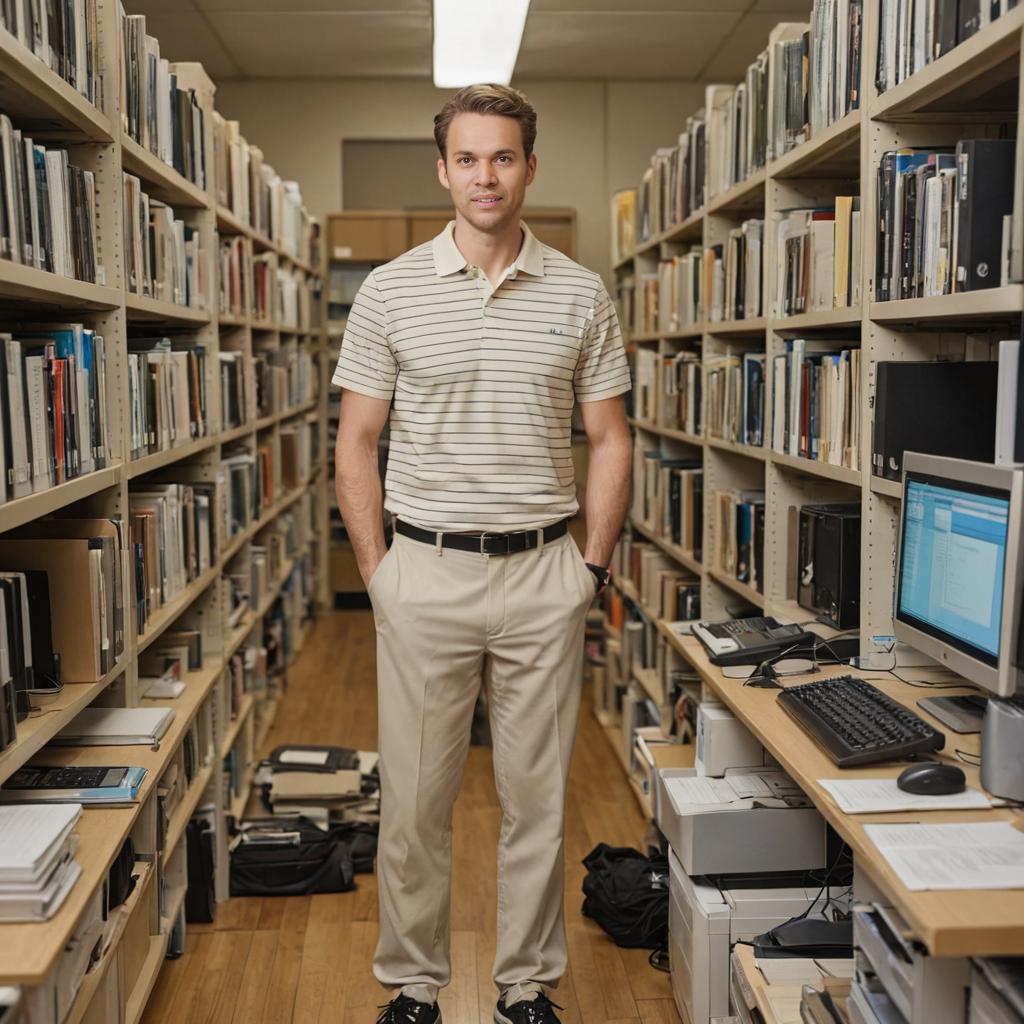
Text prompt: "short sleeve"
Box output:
[[574, 282, 632, 402], [331, 269, 397, 399]]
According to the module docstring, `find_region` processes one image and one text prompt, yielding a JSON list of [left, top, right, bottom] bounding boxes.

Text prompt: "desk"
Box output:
[[665, 632, 1024, 958]]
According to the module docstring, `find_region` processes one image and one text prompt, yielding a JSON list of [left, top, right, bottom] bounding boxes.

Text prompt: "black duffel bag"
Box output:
[[581, 843, 669, 949], [230, 818, 356, 897]]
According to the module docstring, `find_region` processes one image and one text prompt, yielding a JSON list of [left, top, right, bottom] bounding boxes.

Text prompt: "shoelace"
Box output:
[[510, 995, 564, 1023], [375, 996, 432, 1024]]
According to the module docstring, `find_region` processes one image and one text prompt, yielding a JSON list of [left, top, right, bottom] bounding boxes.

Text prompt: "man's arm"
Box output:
[[335, 389, 392, 586], [579, 396, 632, 568]]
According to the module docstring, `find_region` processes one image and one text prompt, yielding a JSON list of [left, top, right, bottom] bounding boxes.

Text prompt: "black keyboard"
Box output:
[[777, 675, 944, 767]]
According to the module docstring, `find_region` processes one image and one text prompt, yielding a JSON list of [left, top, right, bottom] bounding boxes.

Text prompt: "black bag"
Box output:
[[230, 818, 356, 897], [185, 818, 216, 923], [338, 822, 378, 874], [581, 844, 669, 949], [106, 837, 137, 912]]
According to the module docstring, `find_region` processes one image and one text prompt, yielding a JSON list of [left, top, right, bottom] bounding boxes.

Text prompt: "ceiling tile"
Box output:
[[695, 9, 810, 79], [204, 12, 432, 77], [515, 11, 743, 79], [141, 12, 242, 79]]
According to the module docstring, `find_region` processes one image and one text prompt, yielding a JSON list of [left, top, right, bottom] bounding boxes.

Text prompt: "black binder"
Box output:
[[934, 0, 959, 57], [954, 139, 1015, 292], [872, 361, 998, 481]]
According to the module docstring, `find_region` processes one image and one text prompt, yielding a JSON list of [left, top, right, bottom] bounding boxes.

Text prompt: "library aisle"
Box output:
[[139, 606, 679, 1024]]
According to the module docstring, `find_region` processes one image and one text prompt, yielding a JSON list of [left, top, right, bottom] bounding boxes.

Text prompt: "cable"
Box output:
[[954, 748, 982, 766]]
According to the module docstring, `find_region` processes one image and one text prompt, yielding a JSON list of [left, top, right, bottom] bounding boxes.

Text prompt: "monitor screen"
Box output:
[[897, 474, 1011, 666]]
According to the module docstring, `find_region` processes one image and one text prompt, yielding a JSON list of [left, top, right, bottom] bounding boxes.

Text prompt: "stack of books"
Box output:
[[0, 0, 102, 106], [219, 236, 250, 317], [0, 804, 82, 922], [705, 219, 764, 322], [876, 0, 1016, 93], [706, 352, 766, 447], [0, 325, 111, 500], [772, 197, 861, 316], [219, 351, 248, 429], [0, 518, 125, 683], [122, 174, 207, 309], [876, 139, 1016, 300], [129, 483, 217, 633], [0, 115, 99, 283], [768, 9, 863, 163], [638, 110, 705, 243], [612, 189, 637, 262], [657, 250, 703, 332], [120, 12, 206, 188], [715, 489, 766, 591], [771, 339, 861, 470], [127, 337, 208, 460]]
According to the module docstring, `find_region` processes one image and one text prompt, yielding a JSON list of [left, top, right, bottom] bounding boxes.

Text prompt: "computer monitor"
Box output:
[[894, 452, 1024, 697]]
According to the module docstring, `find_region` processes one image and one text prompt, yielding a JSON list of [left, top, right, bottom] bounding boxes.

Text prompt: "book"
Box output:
[[0, 803, 80, 883], [53, 706, 175, 746], [0, 766, 147, 805]]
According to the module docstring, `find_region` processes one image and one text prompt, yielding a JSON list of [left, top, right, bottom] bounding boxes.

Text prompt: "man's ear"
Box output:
[[437, 156, 450, 191], [525, 152, 537, 187]]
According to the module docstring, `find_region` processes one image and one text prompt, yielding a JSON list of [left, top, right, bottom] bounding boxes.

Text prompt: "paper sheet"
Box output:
[[820, 778, 992, 814], [865, 822, 1024, 891], [756, 958, 855, 985], [277, 749, 330, 766], [765, 986, 805, 1024], [664, 775, 739, 806]]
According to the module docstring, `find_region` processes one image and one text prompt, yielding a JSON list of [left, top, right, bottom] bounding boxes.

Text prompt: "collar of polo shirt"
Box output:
[[431, 220, 545, 280]]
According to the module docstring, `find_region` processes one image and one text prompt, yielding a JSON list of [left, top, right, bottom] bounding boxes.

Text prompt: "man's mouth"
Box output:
[[472, 195, 502, 206]]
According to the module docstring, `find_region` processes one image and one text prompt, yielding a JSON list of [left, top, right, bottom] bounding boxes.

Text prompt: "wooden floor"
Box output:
[[142, 607, 682, 1024]]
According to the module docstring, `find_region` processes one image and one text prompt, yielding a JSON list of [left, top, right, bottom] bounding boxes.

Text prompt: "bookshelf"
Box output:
[[0, 3, 329, 1021], [602, 0, 1024, 960]]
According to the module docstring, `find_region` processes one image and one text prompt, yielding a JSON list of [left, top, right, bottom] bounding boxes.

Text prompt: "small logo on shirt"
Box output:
[[549, 328, 564, 335]]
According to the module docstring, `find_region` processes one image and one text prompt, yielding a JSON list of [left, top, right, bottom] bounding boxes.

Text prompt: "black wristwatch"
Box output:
[[585, 562, 612, 593]]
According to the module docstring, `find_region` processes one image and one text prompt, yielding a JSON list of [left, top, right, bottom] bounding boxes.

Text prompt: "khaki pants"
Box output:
[[368, 527, 594, 1002]]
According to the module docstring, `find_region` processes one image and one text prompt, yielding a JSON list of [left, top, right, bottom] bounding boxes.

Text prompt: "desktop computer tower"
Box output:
[[797, 504, 861, 630]]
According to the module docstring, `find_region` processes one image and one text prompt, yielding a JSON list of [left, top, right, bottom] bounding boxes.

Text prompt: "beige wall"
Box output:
[[214, 78, 706, 284]]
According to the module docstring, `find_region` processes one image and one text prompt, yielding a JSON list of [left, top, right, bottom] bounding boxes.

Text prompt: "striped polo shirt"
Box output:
[[332, 220, 631, 531]]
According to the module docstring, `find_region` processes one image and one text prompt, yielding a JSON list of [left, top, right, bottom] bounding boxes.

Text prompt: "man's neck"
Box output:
[[452, 214, 524, 288]]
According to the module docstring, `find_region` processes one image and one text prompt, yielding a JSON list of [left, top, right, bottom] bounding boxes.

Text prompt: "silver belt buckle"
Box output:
[[479, 531, 492, 555]]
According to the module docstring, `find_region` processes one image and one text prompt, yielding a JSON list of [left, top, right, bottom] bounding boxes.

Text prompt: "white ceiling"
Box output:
[[125, 1, 811, 82]]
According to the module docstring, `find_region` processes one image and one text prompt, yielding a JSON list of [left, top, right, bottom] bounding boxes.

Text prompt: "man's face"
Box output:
[[437, 112, 536, 233]]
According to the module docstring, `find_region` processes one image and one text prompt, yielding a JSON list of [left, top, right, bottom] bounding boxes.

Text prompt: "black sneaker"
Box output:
[[376, 994, 441, 1024], [494, 993, 563, 1024]]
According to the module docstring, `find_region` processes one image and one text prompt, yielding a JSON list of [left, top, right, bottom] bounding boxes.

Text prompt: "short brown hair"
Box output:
[[433, 84, 537, 161]]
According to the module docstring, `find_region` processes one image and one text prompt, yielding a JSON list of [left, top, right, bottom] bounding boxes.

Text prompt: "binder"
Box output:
[[954, 139, 1015, 292], [872, 361, 998, 480]]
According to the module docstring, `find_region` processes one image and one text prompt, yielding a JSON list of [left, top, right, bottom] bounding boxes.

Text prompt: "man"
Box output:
[[333, 83, 632, 1024]]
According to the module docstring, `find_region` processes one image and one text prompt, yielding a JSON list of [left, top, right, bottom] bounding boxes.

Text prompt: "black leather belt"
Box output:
[[395, 517, 569, 556]]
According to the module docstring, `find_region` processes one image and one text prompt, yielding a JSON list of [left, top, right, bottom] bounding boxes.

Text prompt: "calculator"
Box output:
[[8, 766, 130, 790]]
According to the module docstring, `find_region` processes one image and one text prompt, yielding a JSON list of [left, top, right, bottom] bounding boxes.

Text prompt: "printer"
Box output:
[[668, 850, 849, 1024]]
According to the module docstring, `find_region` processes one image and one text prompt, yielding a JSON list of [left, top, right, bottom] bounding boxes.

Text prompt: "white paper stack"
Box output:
[[0, 804, 83, 921]]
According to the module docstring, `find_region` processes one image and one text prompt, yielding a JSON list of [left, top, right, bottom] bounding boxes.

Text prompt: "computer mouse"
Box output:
[[896, 762, 966, 796]]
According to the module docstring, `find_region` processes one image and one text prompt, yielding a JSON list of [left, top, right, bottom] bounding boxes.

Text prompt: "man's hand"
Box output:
[[334, 390, 392, 588]]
